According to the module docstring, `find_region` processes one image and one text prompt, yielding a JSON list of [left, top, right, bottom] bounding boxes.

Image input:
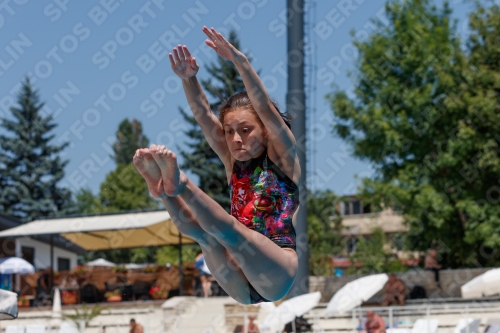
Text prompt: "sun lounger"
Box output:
[[453, 318, 481, 333], [485, 319, 500, 333], [25, 324, 46, 333], [411, 319, 439, 333], [5, 326, 25, 333], [59, 322, 79, 333]]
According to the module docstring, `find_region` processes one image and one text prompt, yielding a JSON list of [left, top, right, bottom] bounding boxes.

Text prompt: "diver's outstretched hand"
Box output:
[[169, 44, 199, 79], [203, 26, 245, 63]]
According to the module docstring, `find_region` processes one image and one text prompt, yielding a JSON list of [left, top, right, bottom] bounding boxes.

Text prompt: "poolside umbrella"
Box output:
[[259, 292, 321, 332], [325, 273, 388, 317], [50, 288, 62, 328], [278, 291, 321, 318], [0, 289, 18, 320], [86, 258, 116, 267], [125, 263, 148, 270], [0, 257, 35, 274], [259, 305, 296, 333], [461, 268, 500, 299]]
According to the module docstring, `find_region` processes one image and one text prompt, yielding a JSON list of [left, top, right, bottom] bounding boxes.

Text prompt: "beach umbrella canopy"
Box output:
[[278, 291, 321, 318], [259, 292, 321, 332], [259, 305, 296, 333], [0, 257, 35, 274], [461, 268, 500, 299], [0, 211, 194, 250], [0, 289, 17, 320], [325, 273, 388, 317], [125, 263, 149, 270], [86, 258, 116, 267]]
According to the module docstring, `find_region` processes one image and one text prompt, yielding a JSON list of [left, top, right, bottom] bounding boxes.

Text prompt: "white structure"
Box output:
[[0, 214, 83, 271], [15, 237, 78, 271]]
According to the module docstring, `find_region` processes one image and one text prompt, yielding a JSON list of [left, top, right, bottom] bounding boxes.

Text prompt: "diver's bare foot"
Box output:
[[133, 148, 164, 198], [150, 144, 187, 196]]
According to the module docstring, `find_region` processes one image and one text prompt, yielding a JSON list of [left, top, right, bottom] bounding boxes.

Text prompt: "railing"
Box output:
[[308, 300, 500, 333]]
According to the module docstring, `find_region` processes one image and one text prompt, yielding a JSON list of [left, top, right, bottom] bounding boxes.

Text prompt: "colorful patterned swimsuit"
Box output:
[[229, 148, 300, 304], [229, 148, 300, 250]]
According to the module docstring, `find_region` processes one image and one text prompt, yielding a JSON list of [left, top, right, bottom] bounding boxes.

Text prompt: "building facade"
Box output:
[[0, 214, 84, 271]]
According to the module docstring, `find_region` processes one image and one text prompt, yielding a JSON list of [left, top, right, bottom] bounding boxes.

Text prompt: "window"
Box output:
[[343, 202, 350, 215], [21, 247, 35, 265], [343, 198, 370, 215], [58, 258, 70, 271], [352, 200, 361, 214]]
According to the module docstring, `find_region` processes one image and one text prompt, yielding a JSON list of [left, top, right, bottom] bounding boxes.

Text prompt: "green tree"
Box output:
[[76, 119, 158, 264], [327, 0, 500, 267], [347, 228, 408, 275], [63, 303, 108, 328], [307, 190, 343, 276], [98, 163, 158, 212], [179, 30, 248, 211], [457, 2, 500, 261], [74, 118, 157, 215], [112, 118, 149, 165], [347, 228, 390, 275], [74, 188, 101, 215], [0, 78, 76, 221], [155, 244, 200, 266]]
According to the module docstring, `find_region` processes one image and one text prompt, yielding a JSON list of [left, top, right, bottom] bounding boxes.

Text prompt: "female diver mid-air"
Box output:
[[133, 26, 301, 304]]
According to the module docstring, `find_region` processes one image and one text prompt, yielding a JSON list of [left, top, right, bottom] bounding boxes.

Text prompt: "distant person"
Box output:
[[425, 249, 442, 288], [247, 315, 260, 333], [382, 274, 406, 306], [194, 251, 212, 297], [35, 267, 52, 305], [129, 319, 143, 333], [365, 311, 386, 333]]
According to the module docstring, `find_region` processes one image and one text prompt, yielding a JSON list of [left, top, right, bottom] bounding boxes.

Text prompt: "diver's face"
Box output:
[[223, 108, 267, 161]]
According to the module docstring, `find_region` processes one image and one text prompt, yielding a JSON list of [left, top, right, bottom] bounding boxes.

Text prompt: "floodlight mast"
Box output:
[[286, 0, 308, 298]]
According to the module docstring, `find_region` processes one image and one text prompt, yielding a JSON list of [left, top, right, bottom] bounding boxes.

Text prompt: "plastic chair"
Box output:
[[5, 326, 25, 333], [80, 283, 99, 303], [411, 319, 439, 333], [453, 318, 481, 333], [25, 324, 45, 333], [59, 321, 79, 333]]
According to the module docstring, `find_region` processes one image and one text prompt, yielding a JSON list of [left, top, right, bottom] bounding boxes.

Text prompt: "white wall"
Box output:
[[15, 237, 78, 270]]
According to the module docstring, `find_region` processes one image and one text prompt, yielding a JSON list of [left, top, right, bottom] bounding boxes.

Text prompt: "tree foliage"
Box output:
[[112, 118, 149, 165], [75, 118, 157, 215], [98, 163, 158, 212], [63, 303, 108, 327], [75, 118, 158, 264], [0, 78, 76, 221], [307, 190, 343, 276], [347, 228, 390, 275], [179, 30, 247, 211], [155, 244, 199, 266], [327, 0, 500, 267]]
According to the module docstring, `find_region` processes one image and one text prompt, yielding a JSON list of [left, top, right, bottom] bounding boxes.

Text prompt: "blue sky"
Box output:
[[0, 0, 479, 197]]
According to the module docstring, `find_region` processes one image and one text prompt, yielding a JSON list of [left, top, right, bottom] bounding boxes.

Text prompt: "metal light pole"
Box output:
[[287, 0, 308, 298]]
